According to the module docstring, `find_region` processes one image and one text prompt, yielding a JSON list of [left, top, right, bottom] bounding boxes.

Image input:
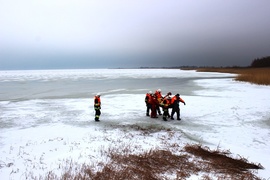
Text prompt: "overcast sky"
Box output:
[[1, 0, 270, 69]]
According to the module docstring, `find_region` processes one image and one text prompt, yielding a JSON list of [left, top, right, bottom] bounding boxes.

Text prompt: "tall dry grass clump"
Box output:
[[42, 144, 263, 180], [194, 68, 270, 85], [27, 125, 264, 180]]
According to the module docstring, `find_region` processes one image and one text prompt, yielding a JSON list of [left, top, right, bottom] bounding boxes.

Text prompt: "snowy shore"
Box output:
[[0, 69, 269, 179]]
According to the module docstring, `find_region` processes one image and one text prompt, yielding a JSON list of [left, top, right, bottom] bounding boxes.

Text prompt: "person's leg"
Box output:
[[171, 109, 175, 120], [150, 106, 155, 118], [157, 105, 162, 115], [95, 109, 101, 121], [146, 104, 151, 116], [176, 109, 181, 120], [163, 109, 168, 121]]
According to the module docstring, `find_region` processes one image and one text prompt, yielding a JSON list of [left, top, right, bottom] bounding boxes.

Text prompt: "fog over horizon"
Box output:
[[1, 0, 270, 70]]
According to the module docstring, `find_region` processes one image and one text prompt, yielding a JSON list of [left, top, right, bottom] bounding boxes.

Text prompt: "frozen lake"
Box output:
[[0, 69, 269, 179]]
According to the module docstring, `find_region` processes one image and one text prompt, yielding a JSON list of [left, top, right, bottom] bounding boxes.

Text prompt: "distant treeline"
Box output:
[[251, 56, 270, 67], [138, 56, 270, 69]]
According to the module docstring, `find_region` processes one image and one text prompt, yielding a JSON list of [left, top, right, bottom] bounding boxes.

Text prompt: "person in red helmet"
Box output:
[[170, 94, 186, 120], [94, 93, 101, 121]]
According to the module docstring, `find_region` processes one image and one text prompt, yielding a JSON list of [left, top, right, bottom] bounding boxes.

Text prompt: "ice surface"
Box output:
[[0, 69, 269, 179]]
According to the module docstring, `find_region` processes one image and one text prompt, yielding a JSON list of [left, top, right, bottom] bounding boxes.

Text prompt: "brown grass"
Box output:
[[43, 144, 263, 180], [184, 144, 264, 179], [190, 67, 270, 85]]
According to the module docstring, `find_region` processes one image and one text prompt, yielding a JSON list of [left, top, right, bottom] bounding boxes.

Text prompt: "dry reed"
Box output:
[[42, 144, 263, 180], [193, 67, 270, 85]]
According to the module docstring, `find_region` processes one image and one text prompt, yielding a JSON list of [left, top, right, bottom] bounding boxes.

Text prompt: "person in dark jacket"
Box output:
[[170, 94, 186, 120]]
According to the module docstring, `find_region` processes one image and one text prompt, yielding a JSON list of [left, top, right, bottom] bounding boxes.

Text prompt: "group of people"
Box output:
[[93, 89, 186, 122], [145, 89, 186, 121]]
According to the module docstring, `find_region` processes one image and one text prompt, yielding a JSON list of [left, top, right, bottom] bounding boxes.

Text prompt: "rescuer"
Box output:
[[94, 93, 101, 121], [155, 89, 163, 115], [170, 94, 186, 120], [145, 91, 152, 116]]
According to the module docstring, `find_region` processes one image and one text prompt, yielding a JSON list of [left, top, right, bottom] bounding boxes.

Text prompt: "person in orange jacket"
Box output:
[[145, 91, 153, 116], [170, 94, 186, 120], [160, 92, 172, 121], [94, 93, 101, 121], [154, 89, 163, 115], [161, 98, 170, 121], [149, 93, 159, 118]]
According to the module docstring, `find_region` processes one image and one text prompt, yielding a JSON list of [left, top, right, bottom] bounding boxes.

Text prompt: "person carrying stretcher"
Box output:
[[170, 94, 186, 120]]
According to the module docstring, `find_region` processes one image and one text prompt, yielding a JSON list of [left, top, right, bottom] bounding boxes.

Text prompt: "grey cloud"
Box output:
[[0, 0, 270, 69]]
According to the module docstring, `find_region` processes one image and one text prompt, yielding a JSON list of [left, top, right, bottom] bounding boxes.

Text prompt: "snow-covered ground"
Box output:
[[0, 69, 269, 179]]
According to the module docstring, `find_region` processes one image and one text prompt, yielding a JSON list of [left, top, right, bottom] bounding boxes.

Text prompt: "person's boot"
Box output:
[[171, 117, 174, 120], [146, 113, 149, 116], [177, 117, 181, 120], [95, 117, 100, 122], [163, 117, 167, 121]]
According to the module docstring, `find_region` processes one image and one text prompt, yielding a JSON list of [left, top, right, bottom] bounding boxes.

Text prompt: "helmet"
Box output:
[[176, 94, 180, 97], [157, 89, 161, 92], [96, 93, 101, 97], [149, 91, 152, 94]]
